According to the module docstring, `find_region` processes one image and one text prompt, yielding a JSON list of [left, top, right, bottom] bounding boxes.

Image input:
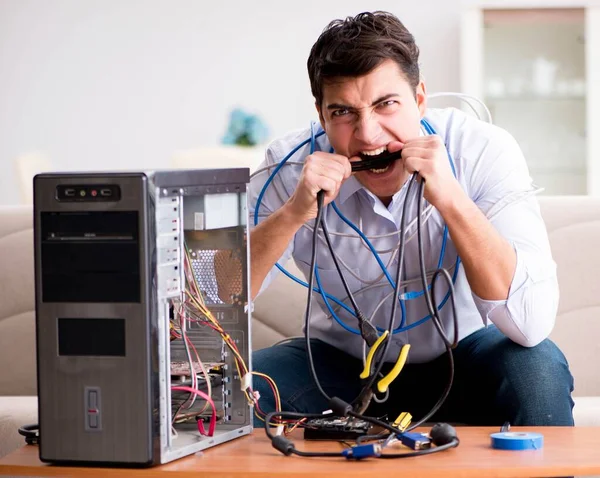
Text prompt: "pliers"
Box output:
[[353, 330, 411, 415]]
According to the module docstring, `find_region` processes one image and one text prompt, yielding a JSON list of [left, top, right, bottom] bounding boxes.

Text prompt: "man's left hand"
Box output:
[[391, 135, 461, 210]]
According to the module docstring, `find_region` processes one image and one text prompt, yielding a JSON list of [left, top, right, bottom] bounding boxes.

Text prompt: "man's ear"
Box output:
[[315, 101, 326, 131], [416, 80, 427, 118]]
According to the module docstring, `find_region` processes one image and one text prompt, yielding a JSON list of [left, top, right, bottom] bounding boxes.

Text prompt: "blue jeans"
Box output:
[[251, 325, 574, 427]]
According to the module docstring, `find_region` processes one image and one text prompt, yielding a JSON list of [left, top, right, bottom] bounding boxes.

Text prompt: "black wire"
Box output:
[[415, 179, 458, 349], [264, 411, 333, 440], [406, 344, 454, 431], [18, 424, 40, 445], [304, 190, 330, 402], [431, 267, 459, 348], [320, 214, 363, 320], [287, 178, 459, 457], [405, 178, 458, 431], [354, 177, 459, 434], [351, 150, 402, 171], [307, 191, 385, 408], [264, 411, 344, 457], [320, 210, 379, 349], [264, 410, 459, 459], [359, 173, 417, 399]]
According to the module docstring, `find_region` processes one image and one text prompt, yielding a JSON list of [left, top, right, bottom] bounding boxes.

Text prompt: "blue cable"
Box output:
[[308, 120, 363, 333], [395, 257, 462, 332], [308, 123, 406, 330], [309, 121, 364, 333], [315, 267, 361, 335], [330, 194, 461, 333], [253, 118, 462, 335], [396, 118, 459, 328], [271, 259, 357, 318], [253, 130, 325, 228], [252, 127, 358, 319], [328, 200, 407, 329], [389, 118, 460, 331], [326, 118, 456, 323]]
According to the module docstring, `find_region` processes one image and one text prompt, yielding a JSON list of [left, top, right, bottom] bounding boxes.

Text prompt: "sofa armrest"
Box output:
[[0, 206, 36, 396]]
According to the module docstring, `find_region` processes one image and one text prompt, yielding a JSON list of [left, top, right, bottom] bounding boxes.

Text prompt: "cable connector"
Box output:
[[397, 432, 431, 450], [271, 436, 295, 456], [328, 397, 352, 417], [240, 373, 252, 391], [342, 443, 382, 460], [392, 411, 412, 432], [358, 318, 378, 347]]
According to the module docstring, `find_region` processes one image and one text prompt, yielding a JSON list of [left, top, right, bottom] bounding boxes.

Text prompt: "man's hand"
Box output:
[[286, 151, 353, 223], [394, 135, 460, 209]]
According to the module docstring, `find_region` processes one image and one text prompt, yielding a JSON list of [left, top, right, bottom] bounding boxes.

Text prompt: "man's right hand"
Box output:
[[286, 151, 353, 222]]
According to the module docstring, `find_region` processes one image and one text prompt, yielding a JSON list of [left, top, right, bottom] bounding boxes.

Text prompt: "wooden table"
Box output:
[[1, 427, 600, 477]]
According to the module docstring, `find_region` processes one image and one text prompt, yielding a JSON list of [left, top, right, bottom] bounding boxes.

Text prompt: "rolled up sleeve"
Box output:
[[472, 227, 559, 347]]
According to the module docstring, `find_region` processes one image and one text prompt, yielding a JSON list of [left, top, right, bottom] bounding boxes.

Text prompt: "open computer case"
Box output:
[[33, 169, 252, 466]]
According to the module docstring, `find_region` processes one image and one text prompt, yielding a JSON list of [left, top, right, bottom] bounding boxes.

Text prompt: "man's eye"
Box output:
[[380, 100, 398, 108], [332, 109, 349, 117]]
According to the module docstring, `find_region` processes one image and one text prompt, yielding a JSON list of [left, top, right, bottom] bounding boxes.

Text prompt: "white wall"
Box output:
[[0, 0, 461, 205]]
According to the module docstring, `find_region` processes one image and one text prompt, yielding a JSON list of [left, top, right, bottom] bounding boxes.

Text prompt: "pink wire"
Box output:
[[171, 386, 216, 436]]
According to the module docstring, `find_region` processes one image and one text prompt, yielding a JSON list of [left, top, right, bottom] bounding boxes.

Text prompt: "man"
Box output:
[[248, 11, 574, 427]]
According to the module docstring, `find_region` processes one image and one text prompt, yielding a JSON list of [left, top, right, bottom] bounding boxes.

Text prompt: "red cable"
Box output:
[[171, 386, 216, 436]]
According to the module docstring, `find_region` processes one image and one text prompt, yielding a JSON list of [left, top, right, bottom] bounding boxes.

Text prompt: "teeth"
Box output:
[[360, 146, 387, 156], [370, 165, 389, 174]]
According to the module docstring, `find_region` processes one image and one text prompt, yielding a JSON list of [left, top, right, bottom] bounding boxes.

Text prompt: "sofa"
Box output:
[[1, 196, 599, 458]]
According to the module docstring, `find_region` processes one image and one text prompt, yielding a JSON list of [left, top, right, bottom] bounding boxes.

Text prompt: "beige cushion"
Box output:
[[573, 396, 600, 427], [0, 207, 36, 396], [252, 261, 305, 351], [0, 396, 37, 457], [541, 197, 600, 397]]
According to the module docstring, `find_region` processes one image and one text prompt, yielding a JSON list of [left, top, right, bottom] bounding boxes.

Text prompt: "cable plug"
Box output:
[[397, 432, 431, 450], [328, 397, 352, 417], [392, 411, 412, 432], [358, 318, 378, 347], [342, 443, 382, 460], [271, 436, 294, 456]]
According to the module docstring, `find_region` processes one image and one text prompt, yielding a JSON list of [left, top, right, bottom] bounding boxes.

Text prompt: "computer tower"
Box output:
[[33, 169, 253, 466]]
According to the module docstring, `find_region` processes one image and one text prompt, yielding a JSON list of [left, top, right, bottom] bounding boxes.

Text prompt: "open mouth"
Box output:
[[352, 148, 402, 173]]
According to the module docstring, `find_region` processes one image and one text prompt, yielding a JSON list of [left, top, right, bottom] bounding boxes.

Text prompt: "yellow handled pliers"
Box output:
[[354, 330, 411, 414]]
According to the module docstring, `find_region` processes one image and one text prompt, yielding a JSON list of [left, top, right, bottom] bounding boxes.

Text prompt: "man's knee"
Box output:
[[492, 338, 574, 425]]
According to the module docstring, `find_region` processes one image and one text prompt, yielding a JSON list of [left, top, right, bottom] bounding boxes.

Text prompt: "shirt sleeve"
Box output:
[[247, 140, 297, 297], [468, 127, 559, 347]]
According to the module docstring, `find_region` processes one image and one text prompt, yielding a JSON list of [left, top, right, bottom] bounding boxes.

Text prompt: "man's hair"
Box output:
[[307, 11, 420, 106]]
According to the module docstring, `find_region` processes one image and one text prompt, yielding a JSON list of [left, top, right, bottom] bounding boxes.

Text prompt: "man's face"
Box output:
[[317, 59, 427, 203]]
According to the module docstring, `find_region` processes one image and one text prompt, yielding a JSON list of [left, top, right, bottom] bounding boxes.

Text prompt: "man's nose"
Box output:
[[354, 113, 382, 145]]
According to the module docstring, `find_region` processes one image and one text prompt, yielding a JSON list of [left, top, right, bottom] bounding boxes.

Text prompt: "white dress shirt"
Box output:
[[249, 107, 558, 363]]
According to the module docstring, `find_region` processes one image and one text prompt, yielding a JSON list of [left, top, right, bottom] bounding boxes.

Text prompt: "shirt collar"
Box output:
[[338, 175, 365, 205]]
